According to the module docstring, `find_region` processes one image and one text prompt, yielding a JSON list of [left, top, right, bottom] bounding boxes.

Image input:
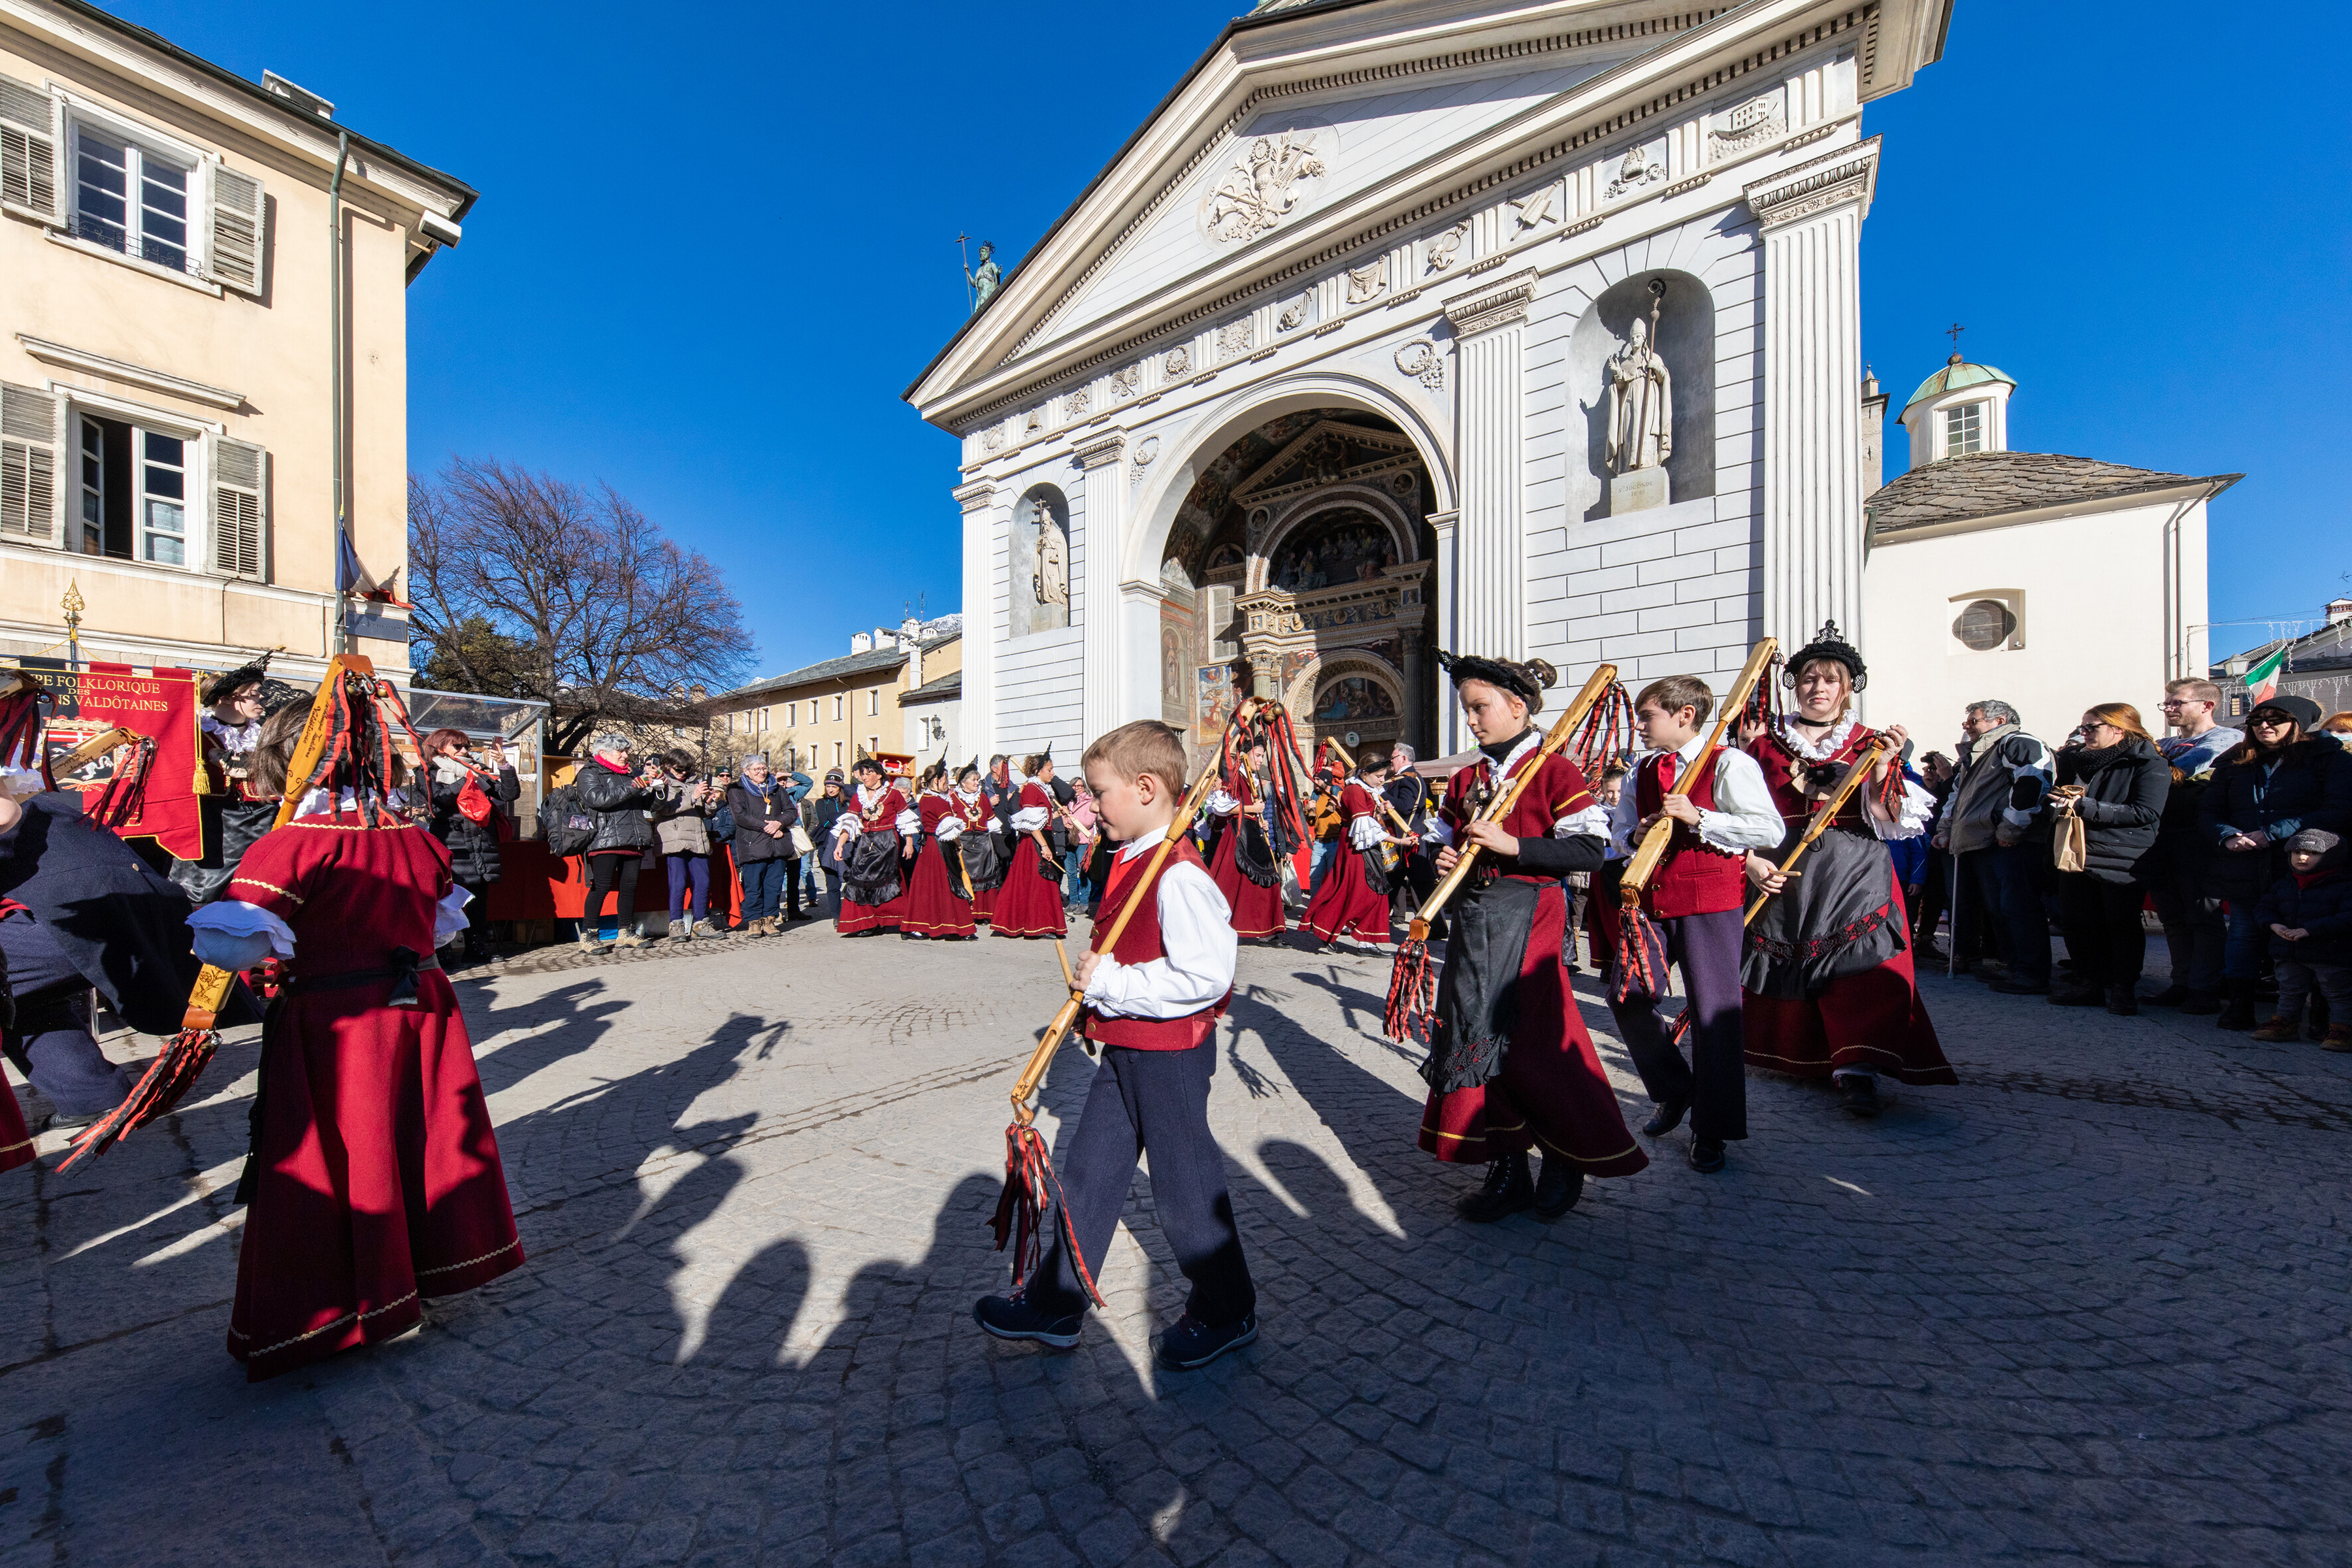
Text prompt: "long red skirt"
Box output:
[[971, 881, 995, 924], [1743, 933, 1956, 1086], [231, 973, 521, 1381], [992, 838, 1066, 938], [1, 1071, 31, 1173], [1305, 841, 1392, 947], [902, 840, 977, 938], [1419, 882, 1648, 1177], [836, 838, 909, 936], [1209, 825, 1286, 940]]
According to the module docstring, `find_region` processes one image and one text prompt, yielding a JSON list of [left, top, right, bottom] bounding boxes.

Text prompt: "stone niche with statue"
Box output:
[[1160, 411, 1436, 765]]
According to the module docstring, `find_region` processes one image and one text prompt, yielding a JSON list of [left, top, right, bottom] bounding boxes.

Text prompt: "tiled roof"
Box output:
[[898, 672, 962, 705], [719, 646, 905, 702], [1867, 451, 2236, 537]]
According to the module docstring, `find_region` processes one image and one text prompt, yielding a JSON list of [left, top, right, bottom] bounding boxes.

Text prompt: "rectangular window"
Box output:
[[784, 701, 796, 727], [867, 690, 879, 716], [1944, 401, 1985, 458], [71, 125, 192, 274], [868, 735, 878, 758], [139, 429, 186, 564], [77, 415, 103, 555], [832, 740, 843, 767], [832, 694, 843, 722]]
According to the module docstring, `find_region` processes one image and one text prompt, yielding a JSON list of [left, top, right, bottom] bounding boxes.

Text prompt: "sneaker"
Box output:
[[2322, 1025, 2352, 1054], [576, 934, 606, 954], [612, 931, 646, 950], [972, 1293, 1082, 1348], [1154, 1311, 1258, 1371], [672, 921, 695, 943]]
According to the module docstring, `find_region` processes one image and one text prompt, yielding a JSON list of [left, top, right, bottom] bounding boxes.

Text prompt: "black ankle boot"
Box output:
[[2216, 979, 2257, 1032], [2105, 984, 2138, 1016], [1458, 1151, 1533, 1222], [1533, 1156, 1584, 1218]]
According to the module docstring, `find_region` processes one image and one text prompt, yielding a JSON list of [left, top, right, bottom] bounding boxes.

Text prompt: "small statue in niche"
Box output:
[[1605, 304, 1673, 475], [1032, 498, 1068, 610]]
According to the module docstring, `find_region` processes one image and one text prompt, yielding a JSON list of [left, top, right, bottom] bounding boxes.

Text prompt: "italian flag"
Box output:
[[2246, 645, 2287, 706]]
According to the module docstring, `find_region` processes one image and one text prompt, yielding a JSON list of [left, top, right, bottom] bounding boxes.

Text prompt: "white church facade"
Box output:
[[907, 0, 1962, 762]]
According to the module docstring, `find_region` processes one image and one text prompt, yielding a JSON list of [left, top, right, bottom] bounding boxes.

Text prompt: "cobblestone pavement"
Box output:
[[3, 917, 2348, 1568]]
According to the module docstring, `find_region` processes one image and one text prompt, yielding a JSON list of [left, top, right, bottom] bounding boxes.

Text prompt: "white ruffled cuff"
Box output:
[[434, 886, 474, 942], [188, 898, 298, 968], [1207, 790, 1239, 816], [1870, 776, 1936, 842], [935, 819, 963, 841], [1347, 814, 1388, 851], [894, 808, 921, 836], [1011, 806, 1049, 832]]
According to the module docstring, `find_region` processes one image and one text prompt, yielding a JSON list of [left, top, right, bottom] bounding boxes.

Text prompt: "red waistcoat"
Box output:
[[1635, 748, 1746, 917], [1079, 837, 1231, 1051]]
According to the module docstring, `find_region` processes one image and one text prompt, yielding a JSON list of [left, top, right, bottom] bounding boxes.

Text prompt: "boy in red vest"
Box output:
[[973, 721, 1255, 1369], [1606, 676, 1783, 1172]]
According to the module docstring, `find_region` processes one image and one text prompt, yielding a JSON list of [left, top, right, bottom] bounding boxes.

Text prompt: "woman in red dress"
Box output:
[[1206, 743, 1288, 941], [948, 763, 1003, 924], [902, 762, 978, 939], [990, 753, 1068, 939], [1415, 654, 1648, 1220], [1740, 624, 1954, 1115], [1303, 751, 1407, 949], [186, 702, 521, 1380], [831, 758, 916, 935]]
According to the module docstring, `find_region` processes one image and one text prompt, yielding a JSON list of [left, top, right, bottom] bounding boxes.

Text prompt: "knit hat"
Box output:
[[824, 768, 845, 784], [2285, 828, 2341, 857], [2250, 694, 2322, 732]]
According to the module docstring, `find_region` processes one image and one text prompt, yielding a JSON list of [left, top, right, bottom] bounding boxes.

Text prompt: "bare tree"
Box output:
[[408, 459, 753, 755]]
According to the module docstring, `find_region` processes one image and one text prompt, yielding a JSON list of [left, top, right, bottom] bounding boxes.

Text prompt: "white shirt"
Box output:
[[1770, 715, 1935, 842], [1609, 736, 1784, 856], [1082, 828, 1237, 1021]]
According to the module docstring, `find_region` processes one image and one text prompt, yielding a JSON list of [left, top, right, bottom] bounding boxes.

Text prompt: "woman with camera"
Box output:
[[649, 749, 726, 941], [422, 727, 521, 967], [2047, 704, 2170, 1015]]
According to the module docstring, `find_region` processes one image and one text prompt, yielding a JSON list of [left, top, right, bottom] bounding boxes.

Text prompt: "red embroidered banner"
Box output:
[[12, 659, 206, 860]]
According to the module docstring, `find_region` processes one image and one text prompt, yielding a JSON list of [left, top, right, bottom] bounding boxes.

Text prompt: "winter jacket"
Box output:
[[724, 779, 799, 863], [806, 791, 847, 872], [573, 757, 657, 854], [427, 757, 519, 884], [2198, 740, 2352, 902], [2052, 738, 2170, 884], [2252, 845, 2352, 966], [1937, 724, 2053, 855], [653, 778, 719, 856], [2148, 725, 2244, 879]]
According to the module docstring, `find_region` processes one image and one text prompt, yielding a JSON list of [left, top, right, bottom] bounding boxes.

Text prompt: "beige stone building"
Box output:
[[711, 618, 963, 777], [1, 0, 473, 684]]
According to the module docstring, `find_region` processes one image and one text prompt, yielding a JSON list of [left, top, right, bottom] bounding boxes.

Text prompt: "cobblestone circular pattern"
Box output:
[[3, 923, 2347, 1567]]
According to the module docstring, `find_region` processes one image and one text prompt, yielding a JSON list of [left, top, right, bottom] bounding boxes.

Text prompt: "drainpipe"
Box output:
[[329, 130, 350, 653]]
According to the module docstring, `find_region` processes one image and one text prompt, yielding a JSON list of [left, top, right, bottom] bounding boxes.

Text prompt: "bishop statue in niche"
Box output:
[[1032, 498, 1069, 612], [1605, 314, 1673, 476]]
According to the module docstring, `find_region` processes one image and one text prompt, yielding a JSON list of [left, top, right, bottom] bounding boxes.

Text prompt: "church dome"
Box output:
[[1903, 355, 2014, 417]]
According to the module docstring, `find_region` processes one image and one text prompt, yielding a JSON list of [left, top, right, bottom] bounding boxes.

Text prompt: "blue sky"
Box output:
[[109, 0, 2349, 674]]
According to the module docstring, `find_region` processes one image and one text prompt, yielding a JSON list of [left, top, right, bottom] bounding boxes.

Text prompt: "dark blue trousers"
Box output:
[[1028, 1040, 1256, 1326], [0, 911, 131, 1116], [1607, 906, 1748, 1143]]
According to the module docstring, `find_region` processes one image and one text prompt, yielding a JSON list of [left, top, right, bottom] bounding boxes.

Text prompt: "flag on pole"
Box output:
[[2246, 645, 2287, 706]]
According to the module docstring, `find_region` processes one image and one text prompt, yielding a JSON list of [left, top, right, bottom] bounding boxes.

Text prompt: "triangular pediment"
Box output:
[[1233, 419, 1420, 508]]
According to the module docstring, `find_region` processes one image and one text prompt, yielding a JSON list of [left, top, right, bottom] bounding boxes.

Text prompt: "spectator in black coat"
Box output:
[[421, 728, 520, 966], [2251, 828, 2352, 1048], [573, 736, 661, 953], [724, 757, 802, 935], [805, 770, 849, 919], [2198, 694, 2352, 1028], [2047, 706, 2170, 1015]]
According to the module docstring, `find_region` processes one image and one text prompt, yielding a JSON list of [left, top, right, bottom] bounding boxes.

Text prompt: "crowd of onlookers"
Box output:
[[1908, 683, 2352, 1049]]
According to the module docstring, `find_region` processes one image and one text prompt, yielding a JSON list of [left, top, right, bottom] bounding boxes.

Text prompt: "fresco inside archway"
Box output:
[[1157, 408, 1437, 767]]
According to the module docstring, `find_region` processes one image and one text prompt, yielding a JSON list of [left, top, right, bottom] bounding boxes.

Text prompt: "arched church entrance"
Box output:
[[1154, 409, 1437, 770]]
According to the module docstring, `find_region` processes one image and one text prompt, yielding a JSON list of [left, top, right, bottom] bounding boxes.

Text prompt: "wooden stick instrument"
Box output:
[[1740, 733, 1896, 928], [1004, 699, 1258, 1126], [1616, 639, 1777, 913], [1403, 664, 1620, 945], [48, 725, 142, 777]]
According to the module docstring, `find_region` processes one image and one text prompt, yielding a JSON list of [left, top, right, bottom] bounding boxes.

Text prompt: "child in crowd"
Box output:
[[973, 720, 1256, 1369], [2252, 828, 2352, 1050]]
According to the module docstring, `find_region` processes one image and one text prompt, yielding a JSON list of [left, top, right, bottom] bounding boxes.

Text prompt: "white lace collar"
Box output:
[[1776, 713, 1859, 762], [1480, 728, 1544, 779]]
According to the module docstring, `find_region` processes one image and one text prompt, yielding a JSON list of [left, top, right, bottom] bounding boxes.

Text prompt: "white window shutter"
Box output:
[[0, 73, 60, 220], [1206, 585, 1236, 658], [210, 435, 267, 578], [205, 161, 265, 295], [0, 382, 59, 544]]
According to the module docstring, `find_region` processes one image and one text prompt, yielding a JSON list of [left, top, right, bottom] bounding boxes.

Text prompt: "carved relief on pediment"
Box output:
[[1201, 131, 1330, 244]]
